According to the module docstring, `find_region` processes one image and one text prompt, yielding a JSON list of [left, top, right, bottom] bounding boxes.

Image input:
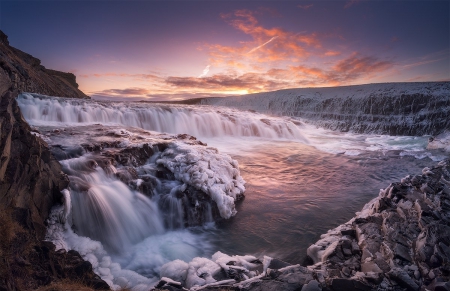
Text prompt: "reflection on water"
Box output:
[[203, 138, 434, 263]]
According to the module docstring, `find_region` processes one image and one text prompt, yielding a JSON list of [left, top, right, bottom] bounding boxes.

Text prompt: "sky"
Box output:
[[0, 0, 449, 101]]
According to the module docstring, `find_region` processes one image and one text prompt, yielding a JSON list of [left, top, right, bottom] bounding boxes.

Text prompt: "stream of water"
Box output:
[[17, 93, 447, 289]]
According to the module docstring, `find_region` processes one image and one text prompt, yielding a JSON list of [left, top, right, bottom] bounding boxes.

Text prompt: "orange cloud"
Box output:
[[99, 87, 150, 96], [208, 9, 321, 65], [165, 72, 291, 93], [325, 50, 341, 57], [332, 53, 393, 80]]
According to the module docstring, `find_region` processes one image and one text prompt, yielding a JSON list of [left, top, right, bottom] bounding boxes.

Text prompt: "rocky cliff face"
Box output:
[[0, 31, 107, 290], [0, 30, 89, 99]]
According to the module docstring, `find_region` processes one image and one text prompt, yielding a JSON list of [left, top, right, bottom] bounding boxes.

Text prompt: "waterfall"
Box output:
[[60, 155, 165, 253], [198, 82, 450, 136], [17, 93, 306, 140]]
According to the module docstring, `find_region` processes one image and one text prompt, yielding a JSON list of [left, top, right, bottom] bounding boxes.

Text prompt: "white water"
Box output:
[[17, 93, 448, 290], [60, 155, 165, 252], [18, 93, 305, 140]]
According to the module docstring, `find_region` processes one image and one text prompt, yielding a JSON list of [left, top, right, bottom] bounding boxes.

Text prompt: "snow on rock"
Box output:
[[157, 251, 263, 290], [157, 141, 245, 219], [305, 158, 450, 290]]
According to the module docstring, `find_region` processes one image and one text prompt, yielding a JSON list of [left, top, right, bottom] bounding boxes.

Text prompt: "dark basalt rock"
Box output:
[[0, 89, 110, 290], [0, 30, 89, 99], [305, 159, 450, 291], [0, 30, 108, 290]]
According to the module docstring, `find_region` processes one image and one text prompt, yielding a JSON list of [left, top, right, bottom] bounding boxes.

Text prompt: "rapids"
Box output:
[[17, 93, 447, 290]]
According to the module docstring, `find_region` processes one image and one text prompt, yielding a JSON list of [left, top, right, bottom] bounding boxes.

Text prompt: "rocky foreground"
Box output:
[[155, 159, 450, 291], [0, 31, 108, 290]]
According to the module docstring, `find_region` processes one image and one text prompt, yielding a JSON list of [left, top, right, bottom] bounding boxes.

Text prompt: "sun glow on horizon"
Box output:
[[4, 1, 446, 101]]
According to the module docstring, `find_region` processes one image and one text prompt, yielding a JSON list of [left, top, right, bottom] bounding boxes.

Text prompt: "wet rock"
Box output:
[[394, 243, 413, 262], [267, 258, 291, 270], [304, 159, 450, 291], [301, 280, 321, 291], [341, 229, 356, 238], [387, 268, 419, 291]]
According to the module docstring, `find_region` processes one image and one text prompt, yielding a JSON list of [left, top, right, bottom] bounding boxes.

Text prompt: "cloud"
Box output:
[[166, 72, 291, 93], [81, 72, 162, 81], [297, 4, 313, 10], [165, 53, 392, 92], [91, 87, 150, 100], [332, 53, 393, 80], [247, 36, 278, 54], [198, 65, 211, 78], [324, 50, 341, 57], [209, 9, 321, 64]]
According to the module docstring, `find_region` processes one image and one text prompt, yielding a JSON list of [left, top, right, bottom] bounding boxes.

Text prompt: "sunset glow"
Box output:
[[1, 0, 448, 100]]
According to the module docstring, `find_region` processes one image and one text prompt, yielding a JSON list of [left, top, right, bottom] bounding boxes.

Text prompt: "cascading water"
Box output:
[[60, 155, 165, 253], [17, 92, 447, 290], [17, 93, 306, 140]]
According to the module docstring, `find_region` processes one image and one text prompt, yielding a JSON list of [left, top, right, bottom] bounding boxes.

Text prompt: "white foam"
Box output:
[[17, 93, 307, 141]]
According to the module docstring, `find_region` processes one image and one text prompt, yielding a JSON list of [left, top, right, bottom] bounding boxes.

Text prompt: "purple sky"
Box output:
[[1, 0, 449, 100]]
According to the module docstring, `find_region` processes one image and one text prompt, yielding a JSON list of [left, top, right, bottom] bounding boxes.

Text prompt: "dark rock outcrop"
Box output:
[[0, 30, 107, 290], [306, 159, 450, 290], [0, 30, 89, 99]]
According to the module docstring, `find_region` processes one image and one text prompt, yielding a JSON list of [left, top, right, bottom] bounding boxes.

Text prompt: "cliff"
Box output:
[[0, 31, 107, 290], [0, 30, 89, 99]]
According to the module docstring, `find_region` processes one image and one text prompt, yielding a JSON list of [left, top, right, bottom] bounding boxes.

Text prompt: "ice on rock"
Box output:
[[212, 251, 260, 274], [157, 141, 246, 219], [185, 257, 221, 288], [159, 251, 264, 289], [160, 260, 189, 284]]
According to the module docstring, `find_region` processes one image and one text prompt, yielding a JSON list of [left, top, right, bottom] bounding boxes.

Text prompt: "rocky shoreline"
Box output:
[[155, 159, 450, 291]]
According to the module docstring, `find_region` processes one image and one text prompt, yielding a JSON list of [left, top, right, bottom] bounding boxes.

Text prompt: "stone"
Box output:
[[267, 258, 291, 270], [351, 241, 360, 254], [394, 243, 413, 262], [301, 280, 321, 291], [341, 229, 356, 237], [331, 278, 372, 291], [387, 269, 419, 291]]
